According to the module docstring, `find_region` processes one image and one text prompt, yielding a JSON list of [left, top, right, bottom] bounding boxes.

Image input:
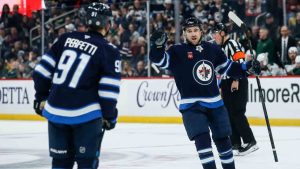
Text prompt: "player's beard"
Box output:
[[187, 36, 201, 45]]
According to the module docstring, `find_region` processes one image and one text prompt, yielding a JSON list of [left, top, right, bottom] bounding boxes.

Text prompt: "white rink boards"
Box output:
[[1, 77, 300, 126]]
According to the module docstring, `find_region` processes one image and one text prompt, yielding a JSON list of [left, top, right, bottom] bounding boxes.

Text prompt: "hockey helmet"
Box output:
[[86, 2, 112, 29], [212, 23, 228, 34], [182, 16, 202, 30]]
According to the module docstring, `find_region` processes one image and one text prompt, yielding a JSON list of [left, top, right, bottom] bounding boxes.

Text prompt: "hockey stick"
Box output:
[[228, 11, 278, 162], [100, 128, 106, 149]]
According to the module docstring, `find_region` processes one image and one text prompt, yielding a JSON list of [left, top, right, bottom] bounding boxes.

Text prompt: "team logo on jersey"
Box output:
[[196, 45, 203, 53], [187, 52, 193, 59], [192, 60, 214, 85]]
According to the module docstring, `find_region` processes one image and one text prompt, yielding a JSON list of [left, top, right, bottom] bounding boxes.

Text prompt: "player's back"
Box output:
[[33, 31, 121, 124]]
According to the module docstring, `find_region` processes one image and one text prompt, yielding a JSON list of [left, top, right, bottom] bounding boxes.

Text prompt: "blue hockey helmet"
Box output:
[[86, 2, 112, 29], [182, 16, 202, 31]]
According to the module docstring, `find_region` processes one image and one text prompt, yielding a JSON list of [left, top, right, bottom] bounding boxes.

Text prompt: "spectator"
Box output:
[[256, 52, 286, 76], [20, 15, 31, 38], [2, 58, 19, 79], [127, 0, 146, 29], [291, 12, 300, 40], [118, 21, 133, 60], [65, 23, 76, 32], [297, 40, 300, 55], [231, 0, 246, 24], [256, 27, 276, 65], [20, 52, 32, 78], [57, 27, 66, 36], [163, 0, 175, 21], [12, 41, 23, 56], [239, 27, 258, 52], [21, 40, 30, 52], [193, 2, 208, 23], [11, 5, 23, 31], [133, 60, 147, 77], [275, 25, 296, 66], [0, 0, 299, 79], [77, 22, 86, 32], [263, 13, 278, 41], [152, 13, 166, 30], [121, 60, 134, 77], [129, 23, 140, 40], [293, 55, 300, 75], [10, 27, 22, 43], [208, 0, 231, 23], [25, 48, 40, 77], [285, 46, 298, 74], [0, 4, 12, 28]]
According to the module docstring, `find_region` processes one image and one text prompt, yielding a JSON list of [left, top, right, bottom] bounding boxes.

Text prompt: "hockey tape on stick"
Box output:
[[228, 11, 244, 28]]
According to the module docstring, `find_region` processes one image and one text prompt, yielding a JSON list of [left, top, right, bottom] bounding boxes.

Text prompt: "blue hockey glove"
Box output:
[[102, 118, 117, 130], [33, 100, 45, 116], [150, 30, 168, 49], [246, 60, 261, 76]]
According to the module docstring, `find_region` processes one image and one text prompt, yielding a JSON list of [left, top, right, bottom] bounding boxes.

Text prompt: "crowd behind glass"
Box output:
[[0, 0, 300, 79]]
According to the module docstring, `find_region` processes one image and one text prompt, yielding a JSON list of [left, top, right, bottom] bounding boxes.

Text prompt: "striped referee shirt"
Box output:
[[221, 38, 246, 79], [222, 38, 246, 63]]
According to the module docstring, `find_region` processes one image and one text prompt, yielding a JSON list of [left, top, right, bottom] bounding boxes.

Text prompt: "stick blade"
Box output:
[[228, 11, 244, 27]]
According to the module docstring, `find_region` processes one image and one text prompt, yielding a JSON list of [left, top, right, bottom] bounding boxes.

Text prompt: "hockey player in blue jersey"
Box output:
[[33, 3, 121, 169], [150, 17, 261, 169]]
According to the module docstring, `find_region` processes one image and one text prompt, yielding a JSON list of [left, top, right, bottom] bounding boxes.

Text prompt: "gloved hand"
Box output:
[[150, 30, 168, 49], [102, 118, 117, 130], [33, 100, 46, 116], [246, 60, 261, 76]]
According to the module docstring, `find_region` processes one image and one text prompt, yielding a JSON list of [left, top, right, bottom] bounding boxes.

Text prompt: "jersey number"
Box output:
[[53, 50, 91, 88], [115, 60, 121, 73]]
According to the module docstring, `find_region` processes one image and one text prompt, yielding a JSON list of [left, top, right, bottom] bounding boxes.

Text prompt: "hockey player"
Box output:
[[33, 3, 121, 169], [150, 16, 260, 169], [212, 23, 259, 156]]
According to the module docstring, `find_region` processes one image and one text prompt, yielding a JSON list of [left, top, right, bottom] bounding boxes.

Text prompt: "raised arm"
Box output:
[[149, 30, 170, 69]]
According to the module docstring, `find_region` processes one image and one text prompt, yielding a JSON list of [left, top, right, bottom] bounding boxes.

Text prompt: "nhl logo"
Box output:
[[187, 52, 193, 59], [79, 146, 86, 154], [192, 60, 214, 85]]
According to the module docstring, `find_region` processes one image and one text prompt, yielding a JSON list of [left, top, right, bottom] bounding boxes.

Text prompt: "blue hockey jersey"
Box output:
[[150, 41, 248, 110], [33, 31, 121, 124]]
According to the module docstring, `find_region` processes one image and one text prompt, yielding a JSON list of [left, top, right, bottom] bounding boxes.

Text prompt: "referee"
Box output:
[[212, 23, 258, 156]]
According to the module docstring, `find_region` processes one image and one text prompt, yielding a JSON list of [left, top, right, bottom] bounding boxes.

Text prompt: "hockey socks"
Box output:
[[214, 137, 235, 169], [194, 133, 217, 169], [52, 158, 74, 169]]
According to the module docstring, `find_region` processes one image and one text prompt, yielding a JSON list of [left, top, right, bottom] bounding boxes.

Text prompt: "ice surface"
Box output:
[[0, 120, 299, 169]]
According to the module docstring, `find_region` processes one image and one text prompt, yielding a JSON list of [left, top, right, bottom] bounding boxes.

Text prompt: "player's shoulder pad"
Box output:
[[168, 43, 182, 49], [107, 42, 118, 49], [205, 41, 220, 49], [173, 43, 182, 46], [103, 42, 120, 59]]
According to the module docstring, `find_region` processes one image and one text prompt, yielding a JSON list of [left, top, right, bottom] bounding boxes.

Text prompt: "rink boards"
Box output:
[[0, 77, 299, 126]]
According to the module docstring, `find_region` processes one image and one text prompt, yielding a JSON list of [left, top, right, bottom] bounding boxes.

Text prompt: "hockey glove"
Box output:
[[150, 30, 168, 49], [246, 60, 261, 76], [102, 118, 117, 130], [33, 100, 46, 116]]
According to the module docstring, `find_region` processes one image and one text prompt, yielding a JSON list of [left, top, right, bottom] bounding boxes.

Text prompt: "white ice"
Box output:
[[0, 120, 299, 169]]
